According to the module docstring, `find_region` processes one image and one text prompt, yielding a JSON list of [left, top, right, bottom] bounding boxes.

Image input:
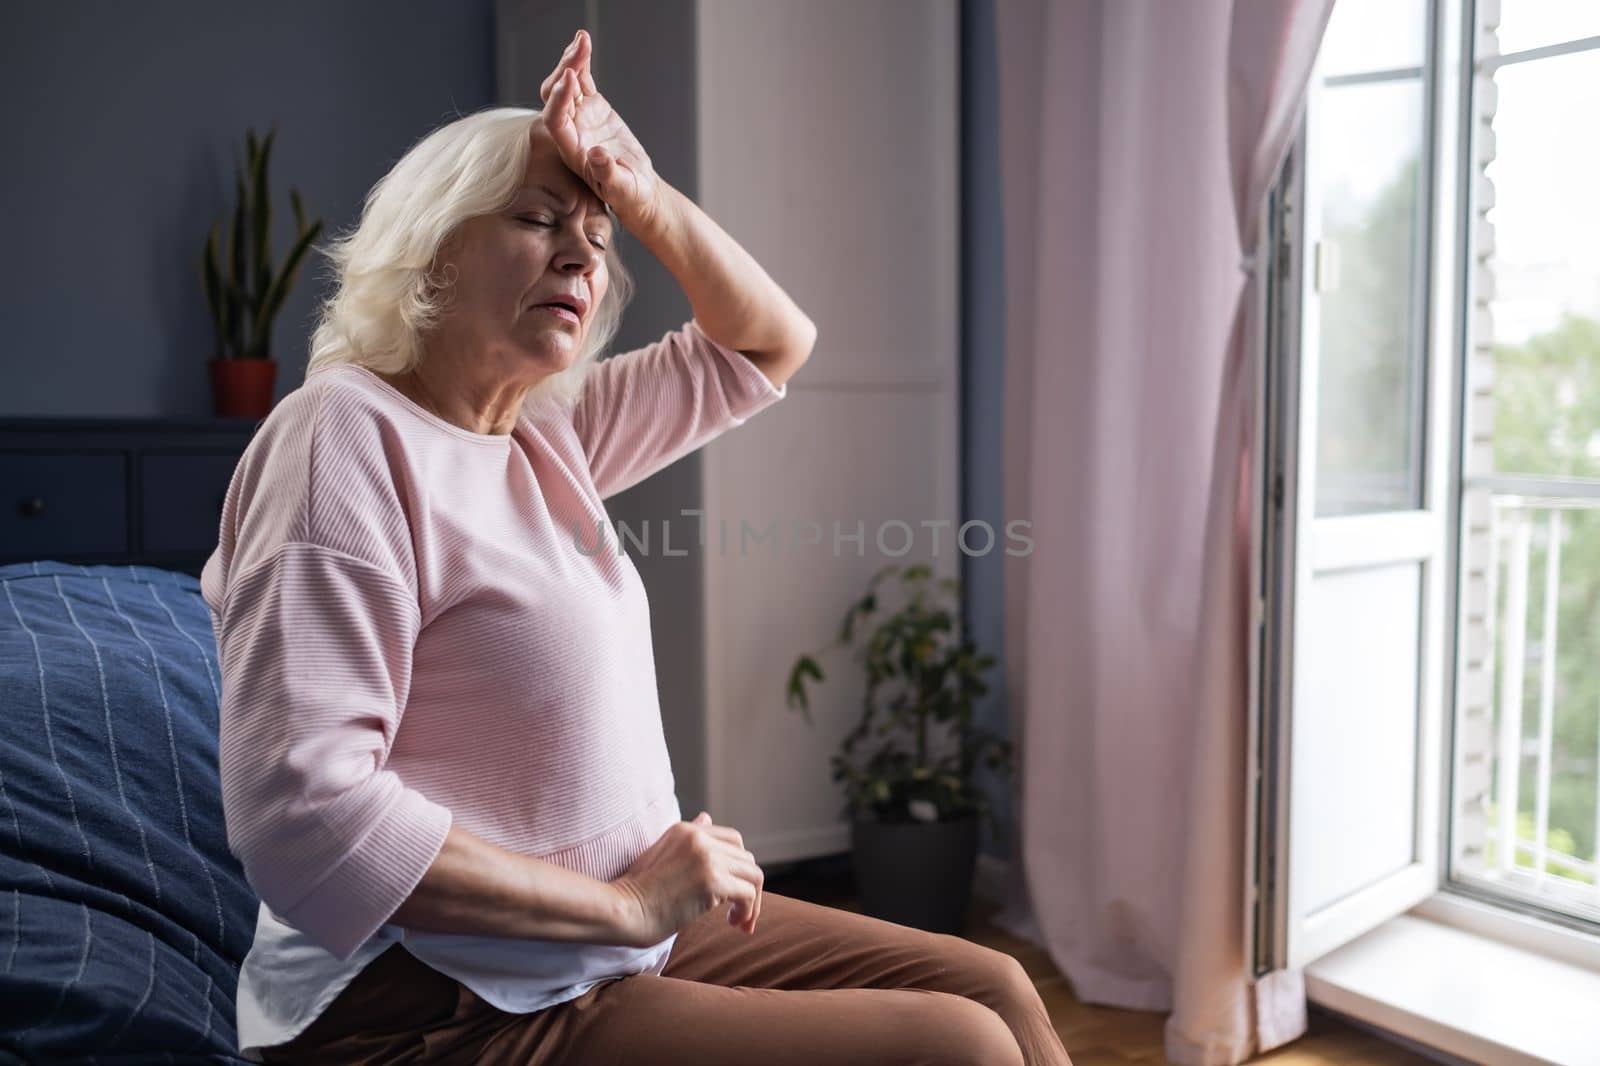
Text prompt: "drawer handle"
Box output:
[[19, 496, 45, 518]]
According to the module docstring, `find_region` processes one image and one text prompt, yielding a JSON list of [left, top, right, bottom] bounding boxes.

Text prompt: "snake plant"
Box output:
[[201, 124, 323, 359]]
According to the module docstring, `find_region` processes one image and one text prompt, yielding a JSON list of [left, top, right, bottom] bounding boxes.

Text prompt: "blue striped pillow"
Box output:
[[0, 561, 258, 1063]]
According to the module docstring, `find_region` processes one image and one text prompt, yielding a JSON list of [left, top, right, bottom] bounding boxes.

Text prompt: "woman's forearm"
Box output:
[[635, 182, 816, 387], [389, 823, 632, 945]]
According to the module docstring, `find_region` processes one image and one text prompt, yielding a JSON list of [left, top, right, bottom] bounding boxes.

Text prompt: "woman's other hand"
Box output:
[[610, 811, 764, 947], [537, 30, 666, 238]]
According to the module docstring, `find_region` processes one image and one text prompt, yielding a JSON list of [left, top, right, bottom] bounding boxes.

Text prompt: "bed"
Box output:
[[0, 561, 258, 1063], [1, 418, 262, 1062]]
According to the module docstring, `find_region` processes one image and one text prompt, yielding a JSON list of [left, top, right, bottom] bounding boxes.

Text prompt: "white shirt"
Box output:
[[236, 898, 677, 1059]]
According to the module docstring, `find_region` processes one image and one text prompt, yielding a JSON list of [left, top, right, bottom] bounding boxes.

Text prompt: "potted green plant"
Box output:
[[785, 562, 1014, 933], [200, 123, 323, 418]]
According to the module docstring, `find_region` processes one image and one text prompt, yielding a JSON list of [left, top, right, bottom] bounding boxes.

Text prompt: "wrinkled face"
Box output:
[[428, 121, 613, 382]]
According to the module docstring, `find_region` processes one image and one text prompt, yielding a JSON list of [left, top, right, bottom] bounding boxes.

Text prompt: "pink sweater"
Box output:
[[201, 319, 786, 963]]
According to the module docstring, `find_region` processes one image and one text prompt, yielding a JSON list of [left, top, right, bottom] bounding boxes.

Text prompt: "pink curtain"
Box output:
[[995, 1, 1334, 1063]]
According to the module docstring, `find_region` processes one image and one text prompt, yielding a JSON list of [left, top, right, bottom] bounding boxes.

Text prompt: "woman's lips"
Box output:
[[534, 304, 581, 325]]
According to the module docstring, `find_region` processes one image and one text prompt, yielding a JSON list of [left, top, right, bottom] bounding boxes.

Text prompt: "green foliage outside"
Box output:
[[1490, 314, 1600, 874], [1483, 806, 1595, 886], [1315, 155, 1423, 513]]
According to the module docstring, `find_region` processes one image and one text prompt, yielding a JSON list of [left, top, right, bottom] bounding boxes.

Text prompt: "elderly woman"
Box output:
[[202, 29, 1071, 1066]]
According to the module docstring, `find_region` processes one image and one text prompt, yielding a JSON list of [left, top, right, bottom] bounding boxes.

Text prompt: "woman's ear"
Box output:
[[420, 253, 459, 307]]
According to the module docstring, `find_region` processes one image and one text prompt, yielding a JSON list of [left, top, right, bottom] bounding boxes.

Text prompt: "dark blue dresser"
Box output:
[[0, 418, 263, 577]]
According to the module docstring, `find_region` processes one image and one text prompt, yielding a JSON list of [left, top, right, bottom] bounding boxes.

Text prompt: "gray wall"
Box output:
[[2, 0, 495, 416]]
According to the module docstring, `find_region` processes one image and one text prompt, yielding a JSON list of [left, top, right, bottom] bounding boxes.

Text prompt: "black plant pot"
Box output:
[[850, 812, 980, 934]]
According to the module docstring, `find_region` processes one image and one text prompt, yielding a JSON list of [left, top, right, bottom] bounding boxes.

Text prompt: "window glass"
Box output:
[[1319, 0, 1428, 76], [1310, 6, 1431, 517]]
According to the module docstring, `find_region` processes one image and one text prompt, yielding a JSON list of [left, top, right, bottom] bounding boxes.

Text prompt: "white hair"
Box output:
[[305, 105, 635, 415]]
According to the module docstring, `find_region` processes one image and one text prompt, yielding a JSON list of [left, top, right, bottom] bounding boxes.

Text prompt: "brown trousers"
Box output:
[[258, 890, 1074, 1065]]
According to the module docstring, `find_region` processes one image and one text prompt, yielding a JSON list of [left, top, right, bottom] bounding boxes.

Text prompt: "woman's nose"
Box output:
[[554, 229, 602, 274], [554, 248, 599, 279]]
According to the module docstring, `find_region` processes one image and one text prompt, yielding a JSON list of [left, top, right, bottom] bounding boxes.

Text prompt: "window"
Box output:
[[1450, 3, 1600, 928], [1252, 0, 1600, 1006]]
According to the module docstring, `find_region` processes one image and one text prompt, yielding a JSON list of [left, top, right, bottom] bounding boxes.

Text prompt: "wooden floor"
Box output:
[[770, 864, 1436, 1065], [949, 897, 1437, 1065]]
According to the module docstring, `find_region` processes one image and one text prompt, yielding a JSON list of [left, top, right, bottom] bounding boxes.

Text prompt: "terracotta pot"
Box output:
[[209, 357, 277, 418]]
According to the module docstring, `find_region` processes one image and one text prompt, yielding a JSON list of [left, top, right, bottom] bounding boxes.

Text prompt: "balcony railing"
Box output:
[[1463, 478, 1600, 921]]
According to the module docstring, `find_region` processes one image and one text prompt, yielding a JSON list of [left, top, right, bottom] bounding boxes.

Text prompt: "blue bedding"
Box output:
[[0, 561, 258, 1063]]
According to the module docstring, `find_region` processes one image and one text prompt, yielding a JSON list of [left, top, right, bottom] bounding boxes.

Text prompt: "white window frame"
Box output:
[[1251, 0, 1459, 976], [1441, 5, 1600, 937]]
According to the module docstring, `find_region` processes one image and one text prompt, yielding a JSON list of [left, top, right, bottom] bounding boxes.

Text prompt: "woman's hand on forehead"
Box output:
[[538, 30, 666, 239]]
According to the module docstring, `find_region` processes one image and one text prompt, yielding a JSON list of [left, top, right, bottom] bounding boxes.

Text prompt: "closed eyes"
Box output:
[[518, 215, 608, 251]]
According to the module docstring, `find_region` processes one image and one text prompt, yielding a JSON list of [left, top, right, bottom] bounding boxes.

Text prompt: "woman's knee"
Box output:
[[942, 937, 1039, 1006], [910, 991, 1025, 1066]]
